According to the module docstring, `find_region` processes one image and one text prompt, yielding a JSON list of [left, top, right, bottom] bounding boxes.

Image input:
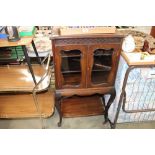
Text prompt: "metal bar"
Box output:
[[32, 53, 52, 128], [22, 45, 37, 84], [31, 40, 41, 64], [32, 53, 52, 92], [123, 107, 155, 113], [122, 67, 155, 113], [112, 66, 135, 128]]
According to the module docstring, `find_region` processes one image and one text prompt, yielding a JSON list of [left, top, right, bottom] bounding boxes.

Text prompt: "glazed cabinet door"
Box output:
[[87, 44, 121, 87], [54, 45, 87, 89]]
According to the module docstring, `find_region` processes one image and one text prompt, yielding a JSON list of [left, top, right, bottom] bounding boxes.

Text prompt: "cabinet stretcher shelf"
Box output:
[[61, 95, 105, 117], [0, 91, 55, 118], [0, 64, 50, 92]]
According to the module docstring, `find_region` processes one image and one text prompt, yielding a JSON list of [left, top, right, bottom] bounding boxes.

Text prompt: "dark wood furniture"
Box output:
[[52, 34, 124, 127]]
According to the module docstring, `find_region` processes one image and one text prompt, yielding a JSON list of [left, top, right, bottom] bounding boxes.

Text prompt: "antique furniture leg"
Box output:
[[101, 95, 106, 108], [103, 89, 116, 127], [55, 93, 63, 127], [31, 40, 41, 64], [22, 45, 37, 84]]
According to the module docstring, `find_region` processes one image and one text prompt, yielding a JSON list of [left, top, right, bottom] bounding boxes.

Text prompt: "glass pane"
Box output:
[[91, 48, 113, 84], [61, 50, 81, 86]]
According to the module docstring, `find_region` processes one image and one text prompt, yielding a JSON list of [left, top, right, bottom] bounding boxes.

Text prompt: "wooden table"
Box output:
[[0, 36, 41, 84]]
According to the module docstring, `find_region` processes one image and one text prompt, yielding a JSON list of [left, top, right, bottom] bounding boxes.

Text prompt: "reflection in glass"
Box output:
[[61, 50, 81, 86], [91, 48, 113, 84]]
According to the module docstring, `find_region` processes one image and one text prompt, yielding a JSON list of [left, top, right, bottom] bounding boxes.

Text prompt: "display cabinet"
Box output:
[[52, 34, 124, 127]]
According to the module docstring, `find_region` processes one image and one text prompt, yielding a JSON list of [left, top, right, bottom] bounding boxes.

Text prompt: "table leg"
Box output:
[[22, 45, 37, 84], [103, 89, 116, 126], [112, 66, 135, 129], [31, 40, 41, 64], [111, 92, 125, 129]]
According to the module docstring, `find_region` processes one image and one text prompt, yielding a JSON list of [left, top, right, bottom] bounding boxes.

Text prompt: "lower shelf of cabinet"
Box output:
[[61, 95, 105, 117]]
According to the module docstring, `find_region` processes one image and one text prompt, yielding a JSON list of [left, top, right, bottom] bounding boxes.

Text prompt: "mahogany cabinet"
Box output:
[[52, 34, 124, 127]]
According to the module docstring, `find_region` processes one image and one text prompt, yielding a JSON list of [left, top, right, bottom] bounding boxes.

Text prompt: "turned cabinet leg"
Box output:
[[101, 95, 106, 108], [103, 89, 116, 126], [55, 94, 63, 127]]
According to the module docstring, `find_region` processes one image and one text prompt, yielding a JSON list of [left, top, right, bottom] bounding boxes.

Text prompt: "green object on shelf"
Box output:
[[19, 26, 36, 37], [0, 46, 24, 62], [11, 46, 24, 60]]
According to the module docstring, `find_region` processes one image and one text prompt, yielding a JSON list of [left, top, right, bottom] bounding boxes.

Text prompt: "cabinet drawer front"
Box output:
[[54, 45, 87, 89], [87, 44, 122, 87]]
